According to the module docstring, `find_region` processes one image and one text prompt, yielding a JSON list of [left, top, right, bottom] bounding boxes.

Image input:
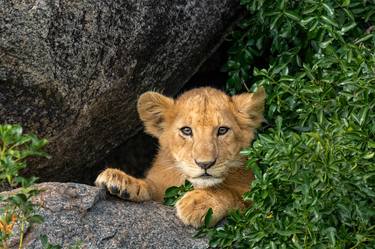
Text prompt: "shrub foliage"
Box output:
[[203, 0, 375, 248], [0, 124, 49, 249]]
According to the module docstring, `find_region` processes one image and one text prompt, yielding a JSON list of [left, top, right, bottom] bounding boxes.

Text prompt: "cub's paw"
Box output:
[[95, 168, 150, 202], [175, 190, 219, 228]]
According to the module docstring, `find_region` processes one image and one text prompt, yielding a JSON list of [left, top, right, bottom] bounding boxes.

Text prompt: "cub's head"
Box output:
[[137, 87, 265, 188]]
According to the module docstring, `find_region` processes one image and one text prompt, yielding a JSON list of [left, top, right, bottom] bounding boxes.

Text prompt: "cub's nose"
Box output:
[[194, 159, 216, 169]]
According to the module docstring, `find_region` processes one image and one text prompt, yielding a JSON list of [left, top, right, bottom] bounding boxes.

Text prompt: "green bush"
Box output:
[[201, 0, 375, 248], [0, 124, 49, 249]]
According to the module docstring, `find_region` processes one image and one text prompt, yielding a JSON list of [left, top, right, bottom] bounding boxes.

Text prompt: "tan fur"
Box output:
[[95, 87, 265, 228]]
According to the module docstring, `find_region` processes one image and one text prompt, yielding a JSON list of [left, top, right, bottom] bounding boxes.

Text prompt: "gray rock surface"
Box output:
[[0, 0, 240, 182], [7, 182, 208, 249]]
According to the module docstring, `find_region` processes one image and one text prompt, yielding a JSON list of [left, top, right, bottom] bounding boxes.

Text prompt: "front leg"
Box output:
[[176, 188, 244, 228], [95, 168, 153, 202]]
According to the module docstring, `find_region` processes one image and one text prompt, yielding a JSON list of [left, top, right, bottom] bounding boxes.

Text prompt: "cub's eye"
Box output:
[[217, 126, 230, 136], [180, 127, 193, 136]]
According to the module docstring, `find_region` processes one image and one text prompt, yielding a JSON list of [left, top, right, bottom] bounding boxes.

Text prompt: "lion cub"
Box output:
[[95, 87, 265, 228]]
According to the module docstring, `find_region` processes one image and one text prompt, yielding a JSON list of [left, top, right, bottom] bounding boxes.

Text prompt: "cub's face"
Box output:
[[138, 87, 265, 188]]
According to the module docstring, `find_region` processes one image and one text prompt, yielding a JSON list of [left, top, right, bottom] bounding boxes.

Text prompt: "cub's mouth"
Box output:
[[189, 174, 223, 188], [201, 172, 212, 177]]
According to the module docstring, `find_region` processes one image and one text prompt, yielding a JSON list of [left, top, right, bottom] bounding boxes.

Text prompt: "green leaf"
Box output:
[[11, 193, 27, 205], [355, 34, 374, 44], [163, 181, 193, 207], [204, 208, 213, 227], [39, 234, 62, 249], [300, 17, 316, 26], [284, 11, 301, 21], [29, 214, 44, 224], [164, 187, 179, 198], [341, 23, 357, 33], [40, 234, 49, 247], [325, 227, 337, 246], [321, 16, 339, 27], [342, 0, 350, 7], [322, 3, 334, 16], [276, 230, 300, 236], [248, 161, 262, 179]]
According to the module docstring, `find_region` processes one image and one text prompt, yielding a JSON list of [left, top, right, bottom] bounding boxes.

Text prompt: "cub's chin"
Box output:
[[189, 176, 223, 188]]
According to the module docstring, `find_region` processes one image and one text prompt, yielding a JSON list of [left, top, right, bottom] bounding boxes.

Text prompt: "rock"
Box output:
[[6, 182, 208, 249], [0, 0, 241, 182]]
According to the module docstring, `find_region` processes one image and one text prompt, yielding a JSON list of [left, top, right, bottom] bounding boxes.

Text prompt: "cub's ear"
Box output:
[[232, 87, 266, 128], [137, 91, 174, 137]]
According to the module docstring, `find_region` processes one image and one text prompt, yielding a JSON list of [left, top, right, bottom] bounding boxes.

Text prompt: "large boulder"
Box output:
[[6, 182, 208, 248], [0, 0, 240, 182]]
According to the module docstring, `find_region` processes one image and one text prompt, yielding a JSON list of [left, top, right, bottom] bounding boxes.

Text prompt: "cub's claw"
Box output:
[[95, 168, 151, 202], [109, 186, 120, 195]]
